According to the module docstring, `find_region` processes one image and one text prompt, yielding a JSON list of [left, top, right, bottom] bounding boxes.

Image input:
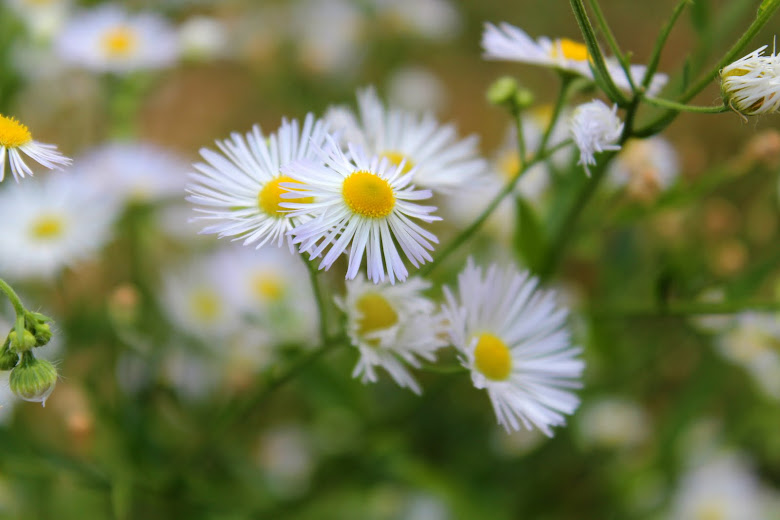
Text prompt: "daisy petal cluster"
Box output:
[[337, 276, 446, 394], [0, 114, 71, 182], [186, 113, 330, 251], [442, 259, 584, 436], [55, 4, 180, 74], [282, 137, 440, 284], [570, 99, 623, 175], [720, 44, 780, 116], [326, 87, 487, 193], [482, 22, 668, 96]]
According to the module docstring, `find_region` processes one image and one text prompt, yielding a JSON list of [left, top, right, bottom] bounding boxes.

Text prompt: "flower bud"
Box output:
[[10, 353, 57, 406], [9, 329, 37, 352], [32, 321, 53, 347], [487, 77, 519, 106], [0, 343, 19, 370], [720, 45, 780, 116]]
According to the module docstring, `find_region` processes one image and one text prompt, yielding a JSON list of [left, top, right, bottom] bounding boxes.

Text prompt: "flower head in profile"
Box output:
[[186, 114, 330, 251], [442, 259, 584, 435], [337, 276, 446, 394], [55, 4, 179, 74], [570, 99, 623, 175], [720, 44, 780, 116], [481, 22, 668, 96], [325, 87, 487, 193], [282, 137, 440, 284], [0, 114, 71, 182]]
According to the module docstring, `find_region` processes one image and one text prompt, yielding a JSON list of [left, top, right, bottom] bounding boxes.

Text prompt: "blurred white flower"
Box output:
[[4, 0, 71, 41], [178, 16, 230, 61], [0, 114, 71, 182], [441, 259, 584, 435], [337, 276, 446, 394], [607, 136, 679, 199], [720, 44, 780, 116], [717, 312, 780, 400], [387, 66, 447, 114], [291, 0, 364, 75], [570, 99, 623, 175], [578, 397, 650, 448], [256, 425, 316, 498], [372, 0, 461, 40], [55, 4, 180, 74], [0, 173, 118, 280]]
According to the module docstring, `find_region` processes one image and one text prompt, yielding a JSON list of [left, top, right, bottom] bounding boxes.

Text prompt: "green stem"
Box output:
[[587, 0, 635, 92], [0, 277, 25, 317], [538, 73, 577, 154], [642, 0, 691, 91], [512, 105, 527, 171], [419, 140, 571, 277], [643, 96, 728, 113], [304, 259, 329, 345]]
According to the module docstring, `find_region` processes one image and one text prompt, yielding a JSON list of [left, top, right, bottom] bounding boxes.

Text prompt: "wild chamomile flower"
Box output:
[[481, 22, 668, 96], [186, 113, 330, 251], [606, 136, 679, 201], [0, 114, 71, 182], [326, 87, 487, 193], [720, 44, 780, 116], [442, 259, 584, 435], [570, 99, 623, 175], [336, 276, 446, 394], [0, 173, 118, 280], [282, 137, 440, 284], [55, 4, 180, 74]]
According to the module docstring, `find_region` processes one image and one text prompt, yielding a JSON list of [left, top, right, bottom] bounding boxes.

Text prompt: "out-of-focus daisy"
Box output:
[[570, 99, 623, 175], [186, 113, 330, 251], [291, 0, 364, 75], [442, 259, 584, 435], [717, 312, 780, 400], [0, 174, 117, 280], [5, 0, 71, 41], [607, 136, 678, 201], [178, 16, 230, 61], [55, 4, 180, 74], [255, 425, 316, 498], [720, 44, 780, 116], [75, 141, 188, 205], [336, 276, 445, 394], [326, 87, 487, 193], [439, 176, 515, 246], [0, 114, 71, 182], [482, 22, 668, 96], [387, 66, 447, 114], [282, 137, 440, 284], [372, 0, 461, 41], [577, 397, 649, 449]]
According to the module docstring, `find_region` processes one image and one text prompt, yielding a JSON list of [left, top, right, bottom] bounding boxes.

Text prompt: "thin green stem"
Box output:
[[304, 259, 329, 345], [586, 300, 780, 318], [587, 0, 635, 92], [0, 277, 25, 317], [642, 0, 691, 91], [643, 96, 728, 113], [419, 140, 571, 278], [538, 73, 577, 153], [512, 106, 527, 171]]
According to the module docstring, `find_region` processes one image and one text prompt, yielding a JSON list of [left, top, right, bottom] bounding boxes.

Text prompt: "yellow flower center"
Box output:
[[257, 176, 311, 217], [355, 292, 398, 341], [342, 171, 395, 218], [101, 26, 138, 57], [473, 333, 512, 381], [30, 215, 65, 241], [251, 272, 284, 302], [498, 150, 520, 181], [694, 502, 726, 520], [0, 115, 32, 148], [379, 151, 415, 174], [550, 38, 589, 62], [189, 288, 221, 323]]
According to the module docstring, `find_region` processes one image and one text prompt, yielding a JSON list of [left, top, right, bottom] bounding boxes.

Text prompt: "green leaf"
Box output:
[[690, 0, 710, 34], [513, 197, 547, 274]]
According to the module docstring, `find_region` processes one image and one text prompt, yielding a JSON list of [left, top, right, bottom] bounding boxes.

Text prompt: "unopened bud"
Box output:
[[0, 343, 19, 370], [487, 77, 519, 106], [514, 88, 535, 110], [9, 329, 37, 352], [32, 321, 53, 347], [10, 353, 57, 406], [720, 45, 780, 116]]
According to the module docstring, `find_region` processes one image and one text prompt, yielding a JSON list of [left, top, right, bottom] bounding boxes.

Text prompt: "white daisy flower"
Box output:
[[5, 0, 71, 41], [577, 397, 649, 449], [75, 141, 189, 205], [387, 66, 447, 114], [372, 0, 461, 41], [720, 44, 780, 116], [178, 16, 230, 61], [570, 99, 623, 175], [606, 136, 679, 199], [291, 0, 364, 75], [481, 22, 668, 96], [325, 87, 488, 193], [186, 113, 330, 251], [336, 276, 446, 394], [441, 259, 584, 435], [55, 4, 180, 74], [0, 114, 71, 182], [282, 137, 440, 284], [0, 174, 118, 280]]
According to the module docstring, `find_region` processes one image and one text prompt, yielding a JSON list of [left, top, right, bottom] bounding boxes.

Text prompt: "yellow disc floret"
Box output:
[[342, 171, 395, 218], [102, 25, 138, 57], [0, 115, 32, 148], [379, 151, 415, 174], [258, 176, 311, 217], [551, 38, 589, 62], [473, 333, 512, 381], [251, 272, 284, 302], [189, 288, 221, 323], [356, 292, 398, 338], [30, 215, 65, 241]]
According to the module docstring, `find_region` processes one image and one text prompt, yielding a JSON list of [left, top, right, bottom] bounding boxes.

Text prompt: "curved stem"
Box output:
[[642, 0, 691, 91], [0, 277, 25, 317], [538, 73, 577, 154], [304, 259, 329, 345], [588, 0, 635, 92], [644, 96, 728, 113]]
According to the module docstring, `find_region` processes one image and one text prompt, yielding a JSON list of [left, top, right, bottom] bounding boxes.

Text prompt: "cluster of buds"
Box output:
[[1, 311, 58, 406]]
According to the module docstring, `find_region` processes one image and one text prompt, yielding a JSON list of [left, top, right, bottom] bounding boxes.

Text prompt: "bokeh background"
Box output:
[[0, 0, 779, 518]]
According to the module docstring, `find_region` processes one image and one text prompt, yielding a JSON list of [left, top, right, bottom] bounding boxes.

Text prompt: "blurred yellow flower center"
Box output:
[[30, 215, 64, 241], [102, 26, 137, 57], [342, 171, 395, 218], [694, 502, 726, 520], [258, 176, 311, 217], [380, 151, 415, 174], [356, 292, 398, 340], [498, 151, 520, 181], [251, 273, 283, 302], [551, 38, 589, 62], [0, 115, 32, 148], [474, 333, 512, 381], [189, 289, 221, 323]]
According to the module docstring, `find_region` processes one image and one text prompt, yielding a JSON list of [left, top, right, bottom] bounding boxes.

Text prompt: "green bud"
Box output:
[[487, 77, 519, 106], [514, 88, 535, 110], [32, 321, 53, 347], [0, 343, 19, 370], [10, 353, 57, 406], [9, 329, 37, 352]]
